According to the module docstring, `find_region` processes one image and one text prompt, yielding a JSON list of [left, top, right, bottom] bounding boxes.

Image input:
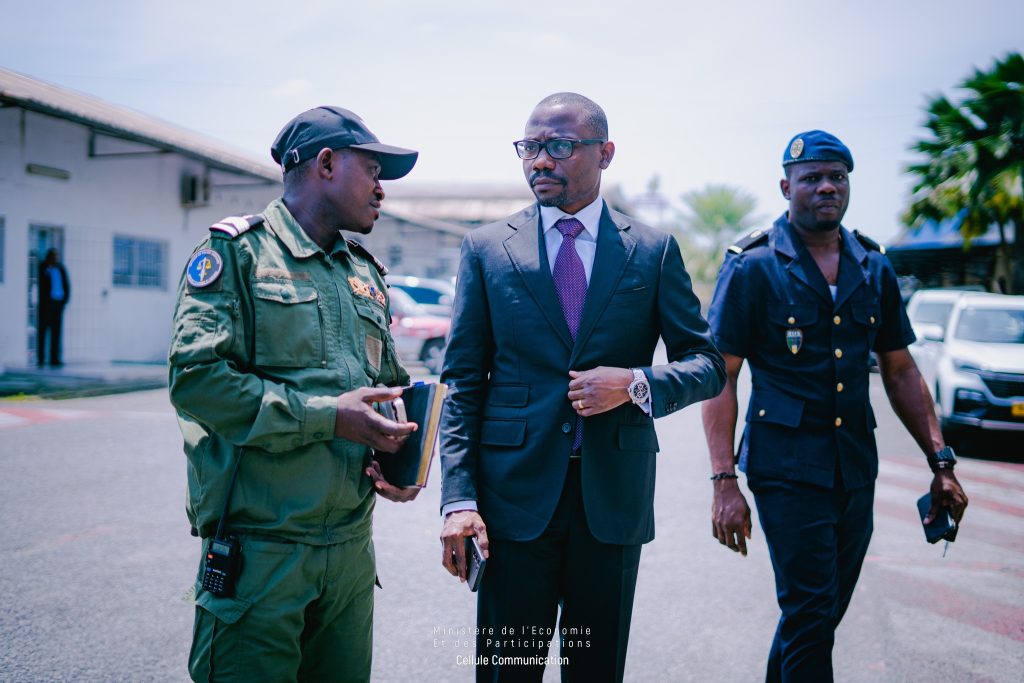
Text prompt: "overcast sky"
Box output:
[[2, 1, 1022, 242]]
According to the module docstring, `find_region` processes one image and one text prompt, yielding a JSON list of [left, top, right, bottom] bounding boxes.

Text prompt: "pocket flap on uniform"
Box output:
[[748, 390, 804, 428], [194, 587, 252, 625], [252, 280, 318, 304], [852, 305, 881, 328], [766, 304, 818, 327], [480, 419, 526, 446], [353, 299, 388, 327], [617, 424, 660, 452], [488, 384, 530, 407]]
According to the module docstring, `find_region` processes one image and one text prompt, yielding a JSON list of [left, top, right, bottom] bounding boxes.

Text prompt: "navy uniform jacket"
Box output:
[[707, 214, 915, 490]]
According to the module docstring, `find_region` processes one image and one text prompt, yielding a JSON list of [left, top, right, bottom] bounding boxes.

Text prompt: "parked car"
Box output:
[[388, 286, 449, 375], [387, 275, 456, 317], [905, 288, 974, 333], [907, 291, 1024, 445]]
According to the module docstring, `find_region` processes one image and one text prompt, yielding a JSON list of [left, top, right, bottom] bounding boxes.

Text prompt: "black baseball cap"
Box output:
[[271, 106, 418, 179]]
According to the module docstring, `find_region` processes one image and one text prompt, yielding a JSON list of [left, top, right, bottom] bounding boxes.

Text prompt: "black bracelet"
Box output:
[[709, 472, 739, 481]]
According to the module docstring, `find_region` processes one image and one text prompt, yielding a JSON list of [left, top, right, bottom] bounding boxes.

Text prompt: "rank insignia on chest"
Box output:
[[348, 276, 387, 306], [186, 249, 223, 288], [786, 328, 803, 355]]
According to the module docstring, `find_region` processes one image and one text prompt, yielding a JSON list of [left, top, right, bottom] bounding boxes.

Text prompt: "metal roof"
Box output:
[[0, 66, 280, 182], [378, 203, 471, 238], [0, 67, 483, 236], [888, 212, 1008, 251]]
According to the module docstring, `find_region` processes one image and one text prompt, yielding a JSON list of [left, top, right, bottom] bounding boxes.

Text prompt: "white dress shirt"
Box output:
[[540, 195, 603, 282]]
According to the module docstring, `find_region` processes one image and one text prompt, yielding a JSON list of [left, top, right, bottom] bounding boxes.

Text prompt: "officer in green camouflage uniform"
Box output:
[[169, 106, 420, 682]]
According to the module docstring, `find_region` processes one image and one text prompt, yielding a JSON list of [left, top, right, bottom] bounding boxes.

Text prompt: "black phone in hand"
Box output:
[[465, 535, 486, 592], [917, 493, 958, 544]]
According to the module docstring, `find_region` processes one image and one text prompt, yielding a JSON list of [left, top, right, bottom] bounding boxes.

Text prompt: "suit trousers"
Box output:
[[37, 301, 65, 365], [476, 459, 642, 683], [747, 475, 874, 683]]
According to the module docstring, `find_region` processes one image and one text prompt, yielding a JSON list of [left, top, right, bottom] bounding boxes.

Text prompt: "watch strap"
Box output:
[[927, 445, 956, 472]]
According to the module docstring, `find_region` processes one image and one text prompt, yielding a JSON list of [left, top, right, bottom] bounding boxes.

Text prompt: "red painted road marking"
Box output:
[[881, 454, 1024, 492], [976, 459, 1024, 473], [873, 499, 1024, 555], [878, 473, 1024, 517], [865, 554, 1024, 580], [0, 407, 65, 425], [881, 452, 1024, 474], [0, 407, 94, 429], [873, 565, 1024, 643]]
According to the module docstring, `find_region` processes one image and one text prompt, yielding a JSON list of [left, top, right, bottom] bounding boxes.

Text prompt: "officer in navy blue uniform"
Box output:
[[701, 131, 968, 682]]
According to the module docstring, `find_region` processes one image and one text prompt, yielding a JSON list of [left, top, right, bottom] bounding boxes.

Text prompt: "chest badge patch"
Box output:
[[186, 249, 223, 288], [786, 328, 803, 355], [348, 276, 387, 306]]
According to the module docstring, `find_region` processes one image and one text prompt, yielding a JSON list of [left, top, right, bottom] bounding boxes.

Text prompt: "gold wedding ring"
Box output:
[[577, 399, 585, 410]]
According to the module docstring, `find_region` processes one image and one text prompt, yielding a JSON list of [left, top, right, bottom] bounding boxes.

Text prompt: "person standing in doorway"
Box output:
[[37, 248, 70, 367]]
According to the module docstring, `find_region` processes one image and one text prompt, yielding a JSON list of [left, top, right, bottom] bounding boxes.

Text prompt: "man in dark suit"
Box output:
[[439, 92, 725, 682], [37, 247, 70, 367]]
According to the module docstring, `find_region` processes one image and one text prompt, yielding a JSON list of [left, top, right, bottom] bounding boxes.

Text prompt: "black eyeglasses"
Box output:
[[513, 138, 604, 160]]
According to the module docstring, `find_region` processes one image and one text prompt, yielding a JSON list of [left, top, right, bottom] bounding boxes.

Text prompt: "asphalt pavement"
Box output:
[[0, 364, 1021, 682]]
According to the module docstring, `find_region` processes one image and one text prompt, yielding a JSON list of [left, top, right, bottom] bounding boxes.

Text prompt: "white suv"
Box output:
[[907, 290, 1024, 443]]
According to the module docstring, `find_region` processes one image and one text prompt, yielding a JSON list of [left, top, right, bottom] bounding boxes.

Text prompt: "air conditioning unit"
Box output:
[[181, 173, 210, 207]]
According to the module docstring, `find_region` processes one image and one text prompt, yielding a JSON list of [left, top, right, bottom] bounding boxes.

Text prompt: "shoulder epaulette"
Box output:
[[853, 230, 886, 255], [727, 228, 770, 254], [346, 239, 388, 276], [210, 214, 265, 239]]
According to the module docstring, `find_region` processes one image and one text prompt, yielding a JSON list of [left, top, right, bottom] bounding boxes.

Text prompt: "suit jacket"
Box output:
[[38, 262, 71, 308], [439, 203, 725, 545]]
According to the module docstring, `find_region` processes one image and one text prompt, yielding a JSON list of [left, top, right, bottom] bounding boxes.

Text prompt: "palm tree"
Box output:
[[904, 52, 1024, 293], [677, 184, 759, 284]]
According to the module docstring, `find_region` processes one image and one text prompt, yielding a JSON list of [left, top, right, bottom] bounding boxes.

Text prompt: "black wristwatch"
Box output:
[[927, 446, 957, 473]]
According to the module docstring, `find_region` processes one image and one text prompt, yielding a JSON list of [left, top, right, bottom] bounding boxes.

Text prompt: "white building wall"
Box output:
[[354, 216, 463, 280], [0, 108, 281, 368]]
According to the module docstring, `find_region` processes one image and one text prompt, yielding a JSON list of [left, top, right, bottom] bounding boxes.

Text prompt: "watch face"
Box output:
[[629, 380, 650, 404]]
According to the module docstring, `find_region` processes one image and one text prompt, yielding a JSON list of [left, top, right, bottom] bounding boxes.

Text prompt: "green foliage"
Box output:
[[676, 184, 759, 284], [904, 52, 1024, 246]]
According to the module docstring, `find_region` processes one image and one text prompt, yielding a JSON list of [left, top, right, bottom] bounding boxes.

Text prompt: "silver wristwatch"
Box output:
[[627, 368, 651, 405]]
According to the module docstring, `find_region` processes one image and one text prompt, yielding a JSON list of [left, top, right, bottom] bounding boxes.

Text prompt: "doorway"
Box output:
[[27, 225, 65, 366]]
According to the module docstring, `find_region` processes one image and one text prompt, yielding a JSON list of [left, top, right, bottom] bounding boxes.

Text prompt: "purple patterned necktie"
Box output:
[[552, 217, 588, 450], [552, 217, 587, 339]]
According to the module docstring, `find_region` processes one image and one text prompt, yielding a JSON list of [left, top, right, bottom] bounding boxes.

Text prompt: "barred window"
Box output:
[[113, 236, 166, 289]]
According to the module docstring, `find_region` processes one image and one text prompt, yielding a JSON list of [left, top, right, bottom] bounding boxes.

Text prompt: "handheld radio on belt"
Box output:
[[201, 449, 245, 597]]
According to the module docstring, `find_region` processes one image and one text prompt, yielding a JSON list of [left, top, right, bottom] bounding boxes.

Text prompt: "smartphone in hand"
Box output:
[[465, 535, 486, 592], [917, 493, 958, 544]]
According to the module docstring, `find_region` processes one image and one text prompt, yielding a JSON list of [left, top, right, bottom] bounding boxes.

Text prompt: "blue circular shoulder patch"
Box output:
[[186, 249, 224, 288]]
